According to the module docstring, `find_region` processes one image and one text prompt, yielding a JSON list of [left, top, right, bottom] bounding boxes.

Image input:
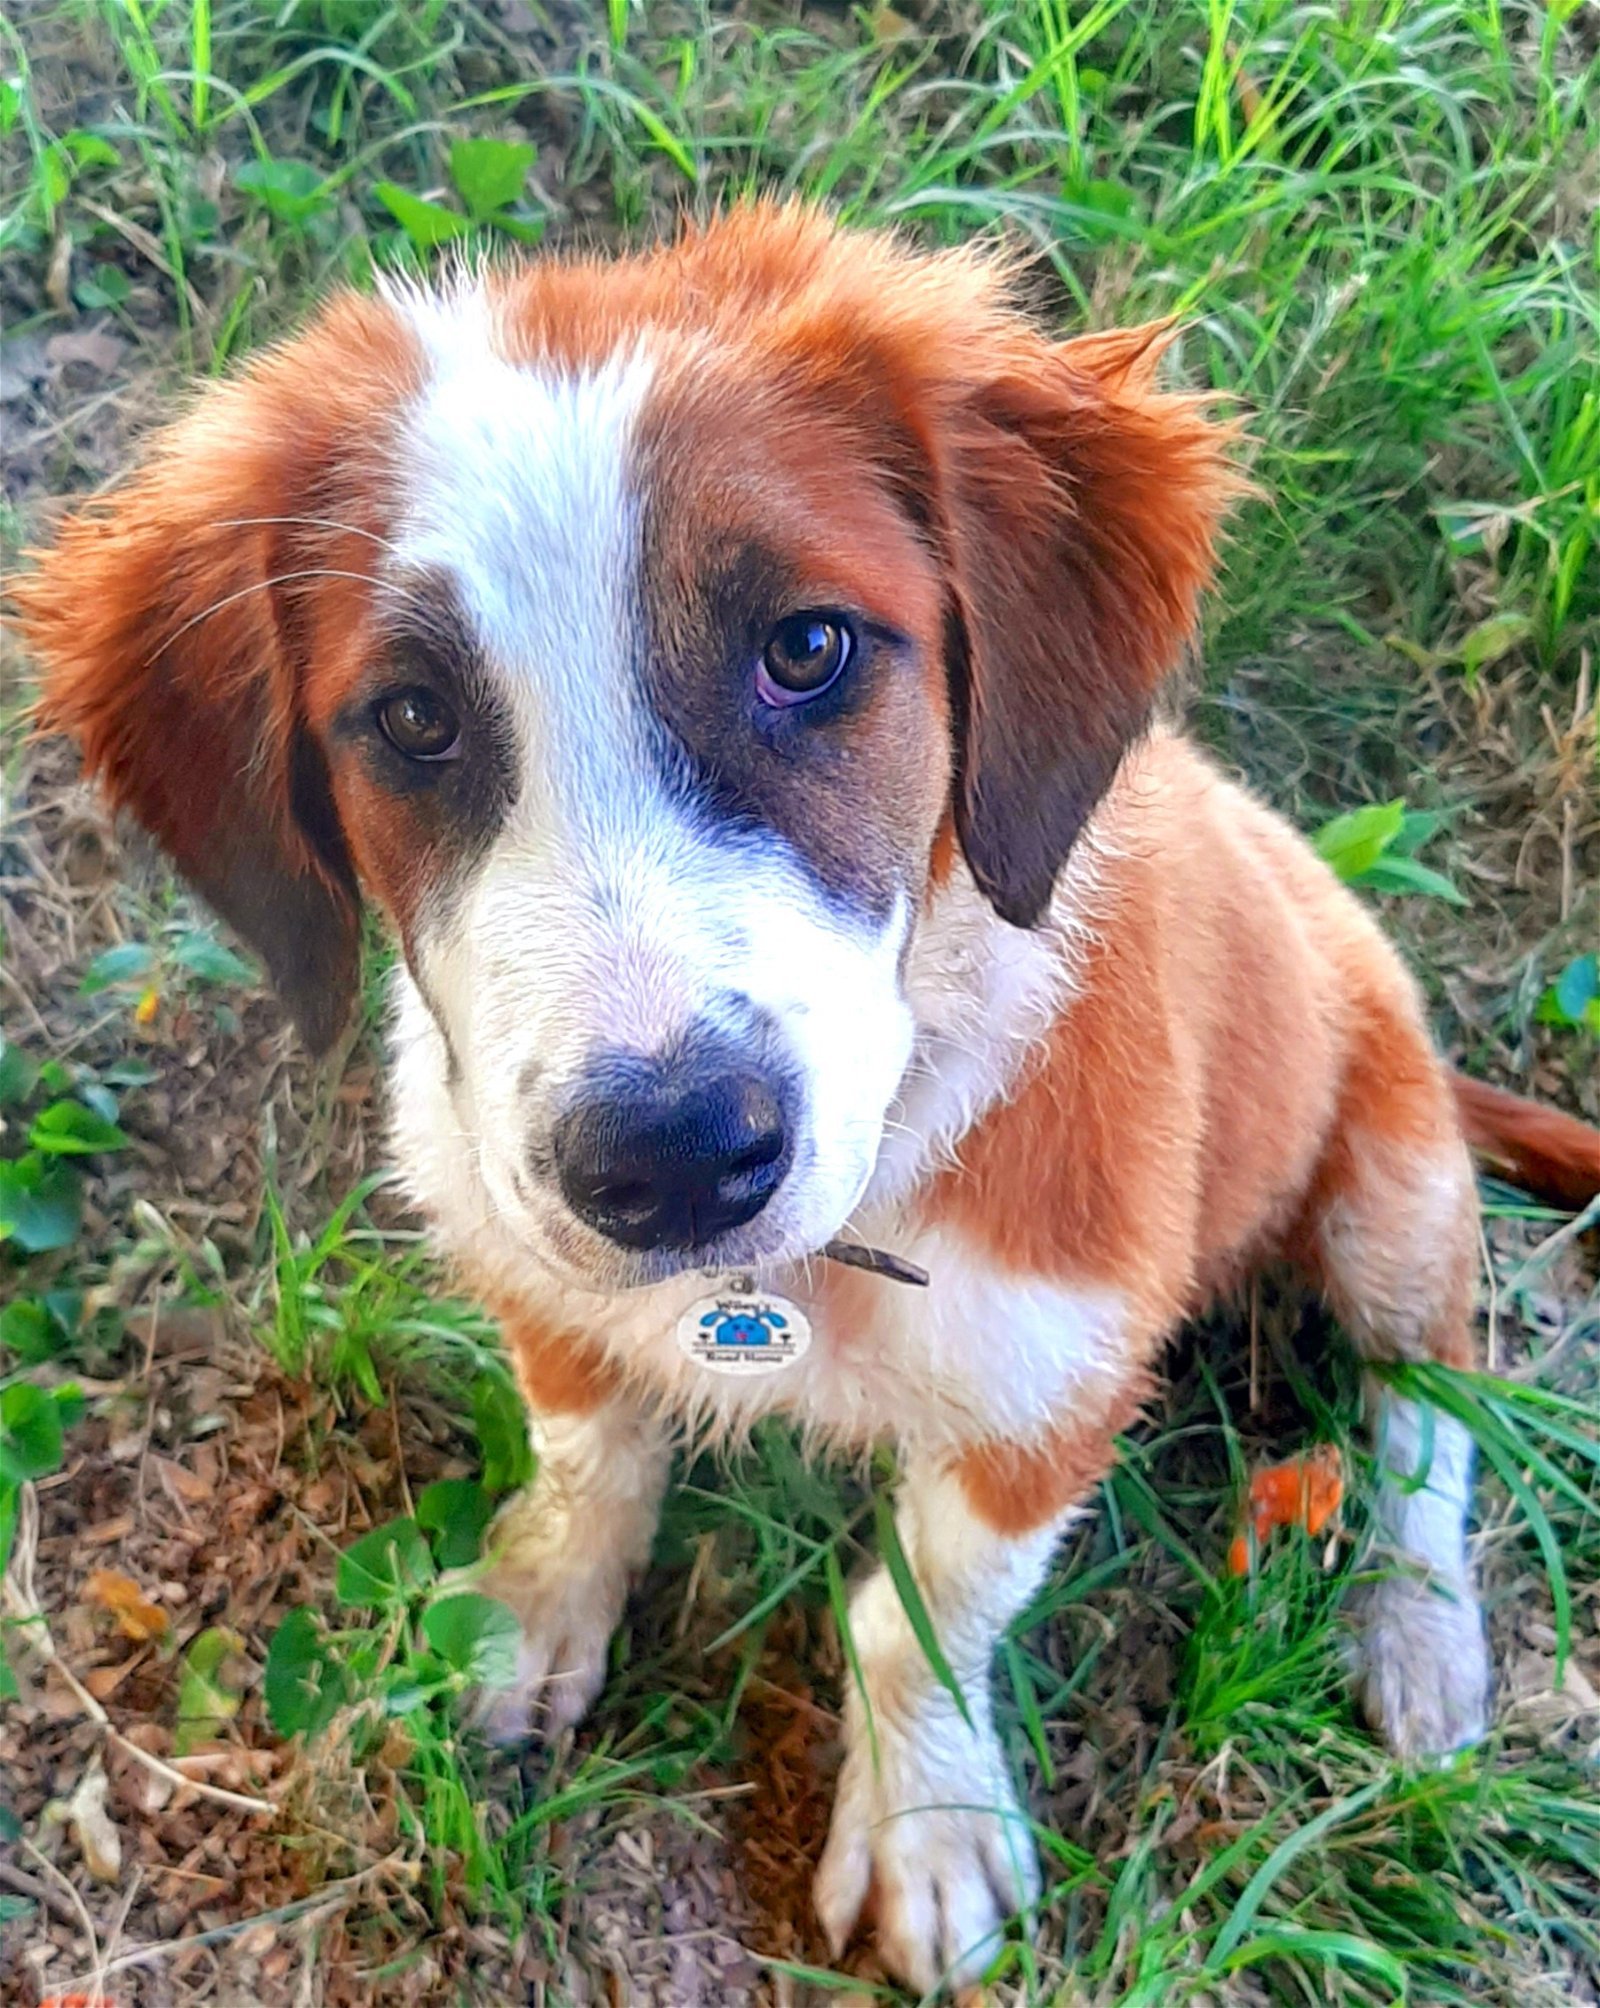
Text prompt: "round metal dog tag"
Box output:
[[677, 1285, 812, 1377]]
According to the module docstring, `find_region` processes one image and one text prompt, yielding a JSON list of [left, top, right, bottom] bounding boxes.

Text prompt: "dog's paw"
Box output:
[[463, 1485, 637, 1744], [1355, 1569, 1489, 1760], [815, 1713, 1039, 1995]]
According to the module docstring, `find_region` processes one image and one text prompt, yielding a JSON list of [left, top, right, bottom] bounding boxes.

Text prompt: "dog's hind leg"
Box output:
[[1300, 984, 1490, 1759]]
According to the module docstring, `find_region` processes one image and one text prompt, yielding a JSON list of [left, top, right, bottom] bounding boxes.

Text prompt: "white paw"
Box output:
[[815, 1711, 1039, 1995], [463, 1483, 640, 1743], [1355, 1569, 1490, 1760]]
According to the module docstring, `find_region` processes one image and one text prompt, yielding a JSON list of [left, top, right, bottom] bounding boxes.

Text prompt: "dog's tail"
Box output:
[[1453, 1074, 1600, 1212]]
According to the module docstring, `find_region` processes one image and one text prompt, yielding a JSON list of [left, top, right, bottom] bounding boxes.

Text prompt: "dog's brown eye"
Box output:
[[376, 687, 461, 760], [757, 612, 854, 706]]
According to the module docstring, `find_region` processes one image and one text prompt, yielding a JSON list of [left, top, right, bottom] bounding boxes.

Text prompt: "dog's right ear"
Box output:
[[11, 299, 415, 1053], [932, 322, 1241, 927]]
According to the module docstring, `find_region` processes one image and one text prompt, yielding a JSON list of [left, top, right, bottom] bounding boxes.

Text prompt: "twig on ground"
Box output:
[[0, 1856, 84, 1928]]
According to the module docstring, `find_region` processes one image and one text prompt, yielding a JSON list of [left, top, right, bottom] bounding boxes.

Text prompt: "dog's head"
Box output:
[[15, 205, 1234, 1288]]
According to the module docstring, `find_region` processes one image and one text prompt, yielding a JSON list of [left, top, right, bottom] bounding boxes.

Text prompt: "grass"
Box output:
[[2, 0, 1597, 2003]]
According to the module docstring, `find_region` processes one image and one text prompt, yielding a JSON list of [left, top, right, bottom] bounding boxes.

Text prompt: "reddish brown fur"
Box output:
[[12, 295, 422, 1048], [926, 735, 1524, 1529], [1452, 1076, 1600, 1213], [485, 1296, 621, 1416], [955, 1374, 1153, 1534]]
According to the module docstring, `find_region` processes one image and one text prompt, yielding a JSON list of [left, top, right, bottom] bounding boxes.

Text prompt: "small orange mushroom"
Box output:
[[1227, 1443, 1343, 1575]]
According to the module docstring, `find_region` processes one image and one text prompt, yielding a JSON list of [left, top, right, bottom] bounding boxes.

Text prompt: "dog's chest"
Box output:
[[524, 1221, 1129, 1455]]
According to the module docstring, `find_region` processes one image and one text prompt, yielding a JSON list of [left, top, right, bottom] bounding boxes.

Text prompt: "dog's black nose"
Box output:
[[553, 1046, 791, 1252]]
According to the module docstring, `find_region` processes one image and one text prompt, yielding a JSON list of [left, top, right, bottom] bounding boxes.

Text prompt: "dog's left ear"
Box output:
[[10, 301, 401, 1051], [935, 323, 1239, 926]]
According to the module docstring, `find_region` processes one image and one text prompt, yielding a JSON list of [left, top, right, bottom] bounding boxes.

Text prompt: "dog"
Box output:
[[16, 204, 1599, 1995]]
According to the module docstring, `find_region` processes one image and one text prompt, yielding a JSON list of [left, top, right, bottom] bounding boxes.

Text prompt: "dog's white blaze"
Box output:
[[389, 293, 655, 835], [384, 288, 917, 1289]]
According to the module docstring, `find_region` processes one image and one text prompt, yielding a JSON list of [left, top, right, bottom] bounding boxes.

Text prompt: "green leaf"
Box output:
[[1218, 1926, 1406, 1988], [102, 1059, 158, 1089], [873, 1492, 973, 1729], [1349, 855, 1467, 905], [78, 1081, 120, 1127], [416, 1478, 495, 1568], [373, 181, 469, 248], [335, 1516, 435, 1608], [0, 1300, 62, 1366], [173, 1625, 245, 1755], [448, 137, 535, 222], [472, 1372, 535, 1495], [62, 128, 118, 170], [382, 1665, 449, 1714], [1537, 954, 1600, 1032], [263, 1607, 346, 1740], [81, 941, 156, 994], [29, 1097, 129, 1156], [1206, 1780, 1386, 1969], [1061, 175, 1144, 242], [0, 1381, 65, 1485], [235, 155, 333, 226], [422, 1592, 522, 1684], [1311, 800, 1405, 882], [1390, 808, 1451, 857], [40, 141, 70, 209], [0, 1154, 83, 1252], [1460, 611, 1533, 683], [171, 933, 257, 987], [75, 260, 132, 311], [0, 1038, 39, 1107]]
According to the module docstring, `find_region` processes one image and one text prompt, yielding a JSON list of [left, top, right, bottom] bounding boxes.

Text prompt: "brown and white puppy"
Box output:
[[16, 205, 1598, 1995]]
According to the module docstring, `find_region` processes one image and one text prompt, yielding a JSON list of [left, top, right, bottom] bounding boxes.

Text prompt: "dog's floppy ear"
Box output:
[[936, 323, 1238, 925], [12, 303, 407, 1052]]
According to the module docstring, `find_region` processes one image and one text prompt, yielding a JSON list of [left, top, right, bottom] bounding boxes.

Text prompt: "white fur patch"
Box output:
[[1356, 1389, 1488, 1758], [1371, 1389, 1474, 1578], [1318, 1144, 1475, 1357], [861, 845, 1094, 1210]]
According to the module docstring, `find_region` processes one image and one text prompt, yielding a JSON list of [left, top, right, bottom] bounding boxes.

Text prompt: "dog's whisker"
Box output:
[[212, 515, 408, 559], [151, 567, 435, 664]]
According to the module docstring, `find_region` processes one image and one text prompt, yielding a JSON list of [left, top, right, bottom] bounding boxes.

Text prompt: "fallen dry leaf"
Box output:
[[66, 1759, 123, 1883], [152, 1452, 213, 1504], [84, 1655, 144, 1702], [82, 1512, 137, 1545], [84, 1568, 169, 1642]]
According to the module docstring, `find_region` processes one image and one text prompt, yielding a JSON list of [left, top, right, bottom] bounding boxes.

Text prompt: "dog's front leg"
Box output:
[[816, 1446, 1099, 1994], [473, 1316, 670, 1743]]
